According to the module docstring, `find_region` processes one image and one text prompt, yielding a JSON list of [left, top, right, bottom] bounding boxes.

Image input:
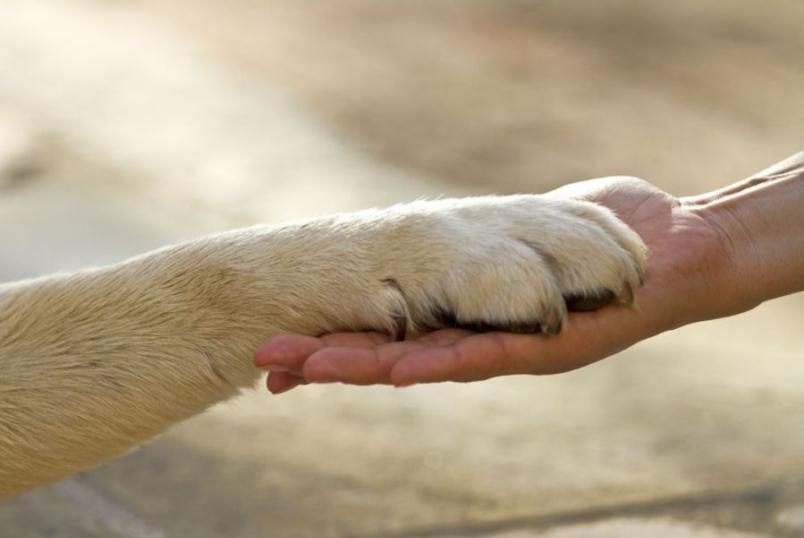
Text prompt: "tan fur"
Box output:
[[0, 194, 646, 498]]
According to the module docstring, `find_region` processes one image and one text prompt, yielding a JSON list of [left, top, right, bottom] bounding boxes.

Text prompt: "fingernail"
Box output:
[[269, 384, 297, 395]]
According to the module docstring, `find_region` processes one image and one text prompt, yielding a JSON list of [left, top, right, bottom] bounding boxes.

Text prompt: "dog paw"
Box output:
[[378, 195, 647, 337]]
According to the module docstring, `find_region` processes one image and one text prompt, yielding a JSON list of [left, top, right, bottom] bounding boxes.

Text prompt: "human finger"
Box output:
[[255, 332, 389, 373], [266, 370, 307, 394], [302, 330, 467, 384]]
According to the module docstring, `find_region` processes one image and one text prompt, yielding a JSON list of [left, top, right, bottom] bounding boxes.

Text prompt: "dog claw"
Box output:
[[618, 281, 635, 306], [539, 308, 564, 336], [389, 307, 408, 341]]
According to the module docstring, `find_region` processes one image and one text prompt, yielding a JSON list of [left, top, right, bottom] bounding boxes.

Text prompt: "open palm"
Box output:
[[255, 176, 732, 393]]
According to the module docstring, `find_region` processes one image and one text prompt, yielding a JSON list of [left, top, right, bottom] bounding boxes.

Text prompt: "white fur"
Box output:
[[0, 195, 646, 497]]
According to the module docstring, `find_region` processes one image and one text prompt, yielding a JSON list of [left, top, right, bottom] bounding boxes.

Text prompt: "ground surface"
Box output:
[[0, 1, 802, 536]]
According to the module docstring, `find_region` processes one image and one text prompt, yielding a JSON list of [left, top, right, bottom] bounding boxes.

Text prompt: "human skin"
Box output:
[[255, 152, 804, 393]]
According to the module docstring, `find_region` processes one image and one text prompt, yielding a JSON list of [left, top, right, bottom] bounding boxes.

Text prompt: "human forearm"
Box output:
[[697, 152, 804, 313]]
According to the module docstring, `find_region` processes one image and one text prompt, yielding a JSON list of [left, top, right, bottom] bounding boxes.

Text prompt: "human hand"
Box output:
[[255, 175, 736, 393]]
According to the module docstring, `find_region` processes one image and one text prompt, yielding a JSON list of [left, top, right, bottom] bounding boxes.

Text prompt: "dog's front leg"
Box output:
[[0, 210, 434, 497], [0, 195, 646, 497]]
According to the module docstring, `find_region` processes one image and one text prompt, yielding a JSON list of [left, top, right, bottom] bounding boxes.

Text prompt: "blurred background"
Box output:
[[0, 1, 802, 537]]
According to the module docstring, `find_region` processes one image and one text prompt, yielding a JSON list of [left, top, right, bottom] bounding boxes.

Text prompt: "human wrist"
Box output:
[[695, 203, 765, 318], [697, 154, 804, 314]]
